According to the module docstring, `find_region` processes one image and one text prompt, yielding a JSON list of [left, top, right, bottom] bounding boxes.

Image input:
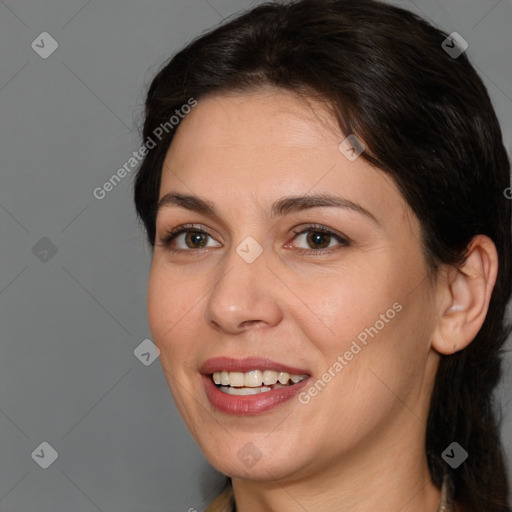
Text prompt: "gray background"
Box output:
[[1, 0, 511, 510]]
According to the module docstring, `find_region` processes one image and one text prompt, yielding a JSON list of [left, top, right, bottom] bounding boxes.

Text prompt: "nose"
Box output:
[[205, 243, 283, 334]]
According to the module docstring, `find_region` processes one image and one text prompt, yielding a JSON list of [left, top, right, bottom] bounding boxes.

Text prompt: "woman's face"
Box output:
[[147, 86, 440, 482]]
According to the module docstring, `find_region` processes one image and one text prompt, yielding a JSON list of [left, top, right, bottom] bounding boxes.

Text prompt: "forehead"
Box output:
[[159, 87, 412, 231], [168, 87, 339, 155]]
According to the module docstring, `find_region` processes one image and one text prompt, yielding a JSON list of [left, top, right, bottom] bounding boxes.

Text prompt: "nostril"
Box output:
[[241, 320, 262, 328]]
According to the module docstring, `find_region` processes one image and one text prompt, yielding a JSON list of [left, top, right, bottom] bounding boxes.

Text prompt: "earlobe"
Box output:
[[431, 235, 498, 356]]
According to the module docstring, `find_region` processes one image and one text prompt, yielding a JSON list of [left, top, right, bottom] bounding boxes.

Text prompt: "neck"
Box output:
[[232, 458, 440, 512], [231, 415, 442, 512]]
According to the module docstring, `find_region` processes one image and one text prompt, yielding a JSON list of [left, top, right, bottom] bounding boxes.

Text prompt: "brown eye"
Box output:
[[159, 224, 221, 252], [183, 231, 209, 249], [305, 231, 332, 249], [290, 225, 351, 255]]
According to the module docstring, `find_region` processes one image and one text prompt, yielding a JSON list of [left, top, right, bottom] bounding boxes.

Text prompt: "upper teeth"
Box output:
[[212, 370, 308, 387]]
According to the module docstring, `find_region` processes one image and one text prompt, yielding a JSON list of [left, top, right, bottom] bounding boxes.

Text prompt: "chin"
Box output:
[[214, 457, 301, 482], [198, 435, 308, 482]]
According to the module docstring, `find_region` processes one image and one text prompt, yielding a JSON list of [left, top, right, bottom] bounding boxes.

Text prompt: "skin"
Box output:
[[147, 86, 498, 512]]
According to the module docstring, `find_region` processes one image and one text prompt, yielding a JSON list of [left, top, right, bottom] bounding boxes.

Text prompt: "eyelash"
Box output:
[[157, 223, 351, 256]]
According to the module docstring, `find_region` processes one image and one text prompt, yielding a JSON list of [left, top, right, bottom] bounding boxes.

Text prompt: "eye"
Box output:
[[288, 224, 351, 255], [157, 224, 221, 252], [156, 223, 350, 256]]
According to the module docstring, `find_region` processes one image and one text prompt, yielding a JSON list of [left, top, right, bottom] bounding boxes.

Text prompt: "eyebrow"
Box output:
[[157, 192, 380, 226]]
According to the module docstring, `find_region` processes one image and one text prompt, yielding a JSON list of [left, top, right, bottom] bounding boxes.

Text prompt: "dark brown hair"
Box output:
[[133, 1, 512, 509]]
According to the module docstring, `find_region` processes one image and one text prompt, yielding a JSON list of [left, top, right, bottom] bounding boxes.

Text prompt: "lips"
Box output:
[[200, 357, 312, 415], [200, 356, 311, 376]]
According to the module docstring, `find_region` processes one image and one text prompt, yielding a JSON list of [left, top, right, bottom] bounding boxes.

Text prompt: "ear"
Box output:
[[431, 235, 499, 355]]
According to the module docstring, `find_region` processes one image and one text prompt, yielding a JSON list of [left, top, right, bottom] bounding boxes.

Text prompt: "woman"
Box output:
[[133, 1, 512, 510]]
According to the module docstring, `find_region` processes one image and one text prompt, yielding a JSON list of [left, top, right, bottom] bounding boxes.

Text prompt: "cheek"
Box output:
[[147, 263, 201, 356], [293, 253, 430, 389], [290, 264, 401, 357], [147, 268, 172, 344]]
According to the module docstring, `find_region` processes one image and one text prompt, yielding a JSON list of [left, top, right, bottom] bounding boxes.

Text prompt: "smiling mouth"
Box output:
[[211, 369, 309, 395]]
